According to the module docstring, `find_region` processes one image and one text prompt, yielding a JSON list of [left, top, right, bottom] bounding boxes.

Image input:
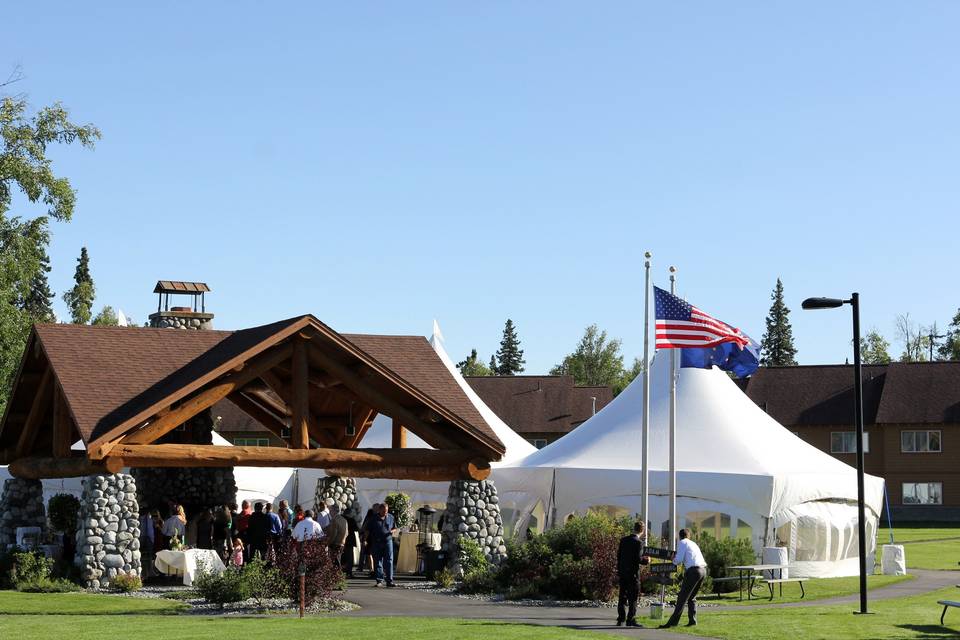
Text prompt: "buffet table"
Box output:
[[155, 548, 225, 586]]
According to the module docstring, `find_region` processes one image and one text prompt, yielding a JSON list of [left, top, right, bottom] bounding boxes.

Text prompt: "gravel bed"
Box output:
[[97, 584, 358, 615]]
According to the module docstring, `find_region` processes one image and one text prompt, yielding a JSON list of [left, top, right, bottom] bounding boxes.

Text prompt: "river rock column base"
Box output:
[[441, 479, 507, 572], [316, 476, 360, 518], [0, 478, 46, 547], [75, 474, 141, 590]]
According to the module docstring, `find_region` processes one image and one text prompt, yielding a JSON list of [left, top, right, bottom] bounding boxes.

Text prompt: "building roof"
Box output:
[[738, 362, 960, 426], [0, 316, 505, 459], [464, 375, 613, 435], [154, 280, 210, 294]]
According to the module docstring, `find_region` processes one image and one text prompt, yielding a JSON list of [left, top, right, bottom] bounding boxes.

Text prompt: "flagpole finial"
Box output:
[[669, 265, 676, 273]]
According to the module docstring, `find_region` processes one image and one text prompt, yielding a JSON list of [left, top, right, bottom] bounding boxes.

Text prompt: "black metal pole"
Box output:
[[851, 292, 868, 614]]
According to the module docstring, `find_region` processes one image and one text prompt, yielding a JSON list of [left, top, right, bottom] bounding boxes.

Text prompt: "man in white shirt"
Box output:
[[292, 510, 326, 542], [661, 528, 708, 628]]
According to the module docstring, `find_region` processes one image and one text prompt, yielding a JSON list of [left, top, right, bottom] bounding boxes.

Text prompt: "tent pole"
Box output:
[[641, 252, 652, 542], [669, 267, 678, 548]]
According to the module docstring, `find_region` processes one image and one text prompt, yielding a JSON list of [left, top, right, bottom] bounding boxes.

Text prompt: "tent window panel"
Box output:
[[736, 519, 752, 541], [587, 505, 631, 520], [830, 432, 869, 454], [902, 482, 943, 505]]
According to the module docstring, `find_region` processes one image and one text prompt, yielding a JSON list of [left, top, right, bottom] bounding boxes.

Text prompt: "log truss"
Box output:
[[1, 318, 501, 482]]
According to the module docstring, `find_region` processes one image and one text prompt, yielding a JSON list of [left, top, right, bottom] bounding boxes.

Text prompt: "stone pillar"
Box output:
[[441, 479, 507, 570], [315, 476, 360, 520], [75, 473, 141, 590], [0, 478, 46, 547]]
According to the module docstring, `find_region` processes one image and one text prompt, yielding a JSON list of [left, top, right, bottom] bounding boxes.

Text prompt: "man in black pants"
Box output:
[[661, 528, 708, 628], [616, 521, 650, 627]]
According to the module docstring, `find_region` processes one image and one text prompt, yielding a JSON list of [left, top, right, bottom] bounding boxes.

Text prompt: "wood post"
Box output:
[[391, 418, 407, 449], [226, 392, 289, 443], [8, 455, 124, 480], [290, 338, 310, 449], [15, 368, 52, 457], [52, 385, 73, 458]]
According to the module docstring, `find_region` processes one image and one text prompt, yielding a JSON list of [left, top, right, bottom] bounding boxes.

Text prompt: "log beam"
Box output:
[[103, 443, 486, 471], [260, 369, 336, 447], [327, 459, 490, 482], [306, 344, 461, 450], [109, 343, 293, 454], [52, 386, 73, 458], [8, 455, 124, 480], [226, 392, 289, 443], [16, 368, 52, 457]]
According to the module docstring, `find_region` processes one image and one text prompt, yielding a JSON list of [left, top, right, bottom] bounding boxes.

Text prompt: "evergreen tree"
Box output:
[[457, 349, 493, 376], [760, 278, 798, 366], [938, 309, 960, 361], [63, 246, 95, 324], [494, 319, 525, 375], [91, 305, 118, 326], [859, 329, 892, 364], [488, 354, 498, 375]]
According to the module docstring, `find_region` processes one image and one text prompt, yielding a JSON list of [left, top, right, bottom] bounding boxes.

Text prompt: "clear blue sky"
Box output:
[[6, 3, 959, 372]]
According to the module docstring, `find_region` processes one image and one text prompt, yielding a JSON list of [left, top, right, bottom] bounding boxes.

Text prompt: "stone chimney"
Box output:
[[148, 280, 213, 330]]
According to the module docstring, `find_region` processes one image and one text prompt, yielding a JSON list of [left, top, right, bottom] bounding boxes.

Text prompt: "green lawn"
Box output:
[[877, 523, 960, 571], [0, 614, 607, 640], [0, 590, 187, 615], [641, 584, 960, 640], [703, 573, 913, 606]]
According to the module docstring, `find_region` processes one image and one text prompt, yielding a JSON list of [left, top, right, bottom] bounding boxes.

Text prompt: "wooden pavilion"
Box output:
[[0, 315, 505, 482]]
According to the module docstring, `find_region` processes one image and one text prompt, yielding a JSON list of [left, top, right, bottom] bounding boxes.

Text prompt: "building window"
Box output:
[[233, 437, 270, 447], [529, 439, 548, 449], [902, 482, 943, 505], [830, 432, 869, 454], [901, 430, 942, 453]]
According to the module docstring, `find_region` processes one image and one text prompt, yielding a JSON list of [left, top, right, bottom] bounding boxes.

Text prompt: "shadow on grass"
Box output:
[[894, 625, 960, 639]]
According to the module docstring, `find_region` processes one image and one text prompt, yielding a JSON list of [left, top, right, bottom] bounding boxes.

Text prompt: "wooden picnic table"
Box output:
[[728, 563, 789, 601]]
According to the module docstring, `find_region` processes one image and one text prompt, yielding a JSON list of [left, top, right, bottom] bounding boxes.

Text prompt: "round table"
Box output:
[[395, 532, 442, 574], [155, 548, 225, 586]]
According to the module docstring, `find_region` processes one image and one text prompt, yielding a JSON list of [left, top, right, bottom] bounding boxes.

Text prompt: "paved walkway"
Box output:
[[337, 569, 960, 638]]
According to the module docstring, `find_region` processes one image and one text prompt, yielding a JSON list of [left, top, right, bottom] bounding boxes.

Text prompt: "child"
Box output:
[[231, 537, 244, 568]]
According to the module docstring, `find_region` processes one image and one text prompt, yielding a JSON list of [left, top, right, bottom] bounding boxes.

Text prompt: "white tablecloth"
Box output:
[[761, 546, 789, 579], [155, 549, 225, 586], [396, 532, 442, 574]]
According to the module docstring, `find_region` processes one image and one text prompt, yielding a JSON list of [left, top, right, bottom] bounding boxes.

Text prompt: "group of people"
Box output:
[[616, 523, 708, 629]]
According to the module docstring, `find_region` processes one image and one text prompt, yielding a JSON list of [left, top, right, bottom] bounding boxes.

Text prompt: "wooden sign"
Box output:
[[649, 562, 678, 575], [650, 575, 675, 585], [643, 546, 676, 561]]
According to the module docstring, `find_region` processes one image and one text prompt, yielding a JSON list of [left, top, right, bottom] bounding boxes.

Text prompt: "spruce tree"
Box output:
[[760, 278, 798, 366], [938, 309, 960, 361], [63, 246, 95, 324], [494, 319, 525, 375], [488, 355, 498, 375]]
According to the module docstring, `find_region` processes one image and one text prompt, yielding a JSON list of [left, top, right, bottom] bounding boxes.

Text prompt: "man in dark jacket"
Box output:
[[616, 521, 649, 627], [246, 502, 272, 561]]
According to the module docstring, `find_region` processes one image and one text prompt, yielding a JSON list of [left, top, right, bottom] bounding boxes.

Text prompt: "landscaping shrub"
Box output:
[[548, 553, 592, 599], [497, 535, 553, 589], [383, 492, 412, 529], [275, 537, 341, 606], [0, 546, 22, 589], [433, 567, 455, 588], [586, 526, 621, 601], [460, 568, 498, 594], [110, 573, 142, 593], [243, 556, 287, 608], [16, 577, 81, 592], [696, 530, 755, 593], [194, 565, 250, 608], [9, 550, 79, 593], [457, 536, 488, 577]]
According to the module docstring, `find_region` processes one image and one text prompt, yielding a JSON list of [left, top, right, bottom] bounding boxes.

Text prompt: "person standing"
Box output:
[[342, 505, 361, 577], [278, 499, 294, 532], [246, 502, 272, 561], [660, 529, 708, 628], [292, 510, 325, 542], [365, 503, 398, 587], [616, 521, 650, 627], [315, 500, 332, 530], [195, 509, 214, 550], [162, 505, 187, 548], [359, 504, 379, 576], [265, 503, 283, 557], [325, 505, 349, 570], [213, 506, 232, 561], [139, 507, 156, 579]]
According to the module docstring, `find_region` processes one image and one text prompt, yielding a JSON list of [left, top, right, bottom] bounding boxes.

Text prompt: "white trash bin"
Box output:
[[761, 546, 789, 579], [881, 544, 906, 575]]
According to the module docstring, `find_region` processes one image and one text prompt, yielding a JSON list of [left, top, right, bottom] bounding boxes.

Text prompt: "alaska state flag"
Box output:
[[654, 286, 761, 378]]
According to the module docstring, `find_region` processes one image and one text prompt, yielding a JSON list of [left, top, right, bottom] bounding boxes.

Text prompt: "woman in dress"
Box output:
[[162, 504, 187, 548]]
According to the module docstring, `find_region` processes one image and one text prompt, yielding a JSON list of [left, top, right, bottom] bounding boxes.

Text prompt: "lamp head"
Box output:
[[802, 297, 846, 310]]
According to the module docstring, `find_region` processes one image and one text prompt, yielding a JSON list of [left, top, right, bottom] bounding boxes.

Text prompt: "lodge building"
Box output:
[[738, 362, 960, 522]]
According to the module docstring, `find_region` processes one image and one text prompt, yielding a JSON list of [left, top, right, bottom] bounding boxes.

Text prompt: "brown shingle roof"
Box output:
[[464, 375, 614, 435], [738, 362, 960, 426], [3, 318, 504, 457]]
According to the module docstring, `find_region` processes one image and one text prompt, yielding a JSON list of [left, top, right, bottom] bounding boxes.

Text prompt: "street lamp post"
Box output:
[[802, 293, 868, 615]]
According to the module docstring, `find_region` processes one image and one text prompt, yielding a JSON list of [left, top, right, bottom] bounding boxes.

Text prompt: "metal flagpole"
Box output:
[[668, 267, 678, 548], [641, 251, 652, 542]]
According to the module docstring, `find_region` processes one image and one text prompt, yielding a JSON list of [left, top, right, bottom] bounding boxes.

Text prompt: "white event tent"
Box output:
[[493, 354, 885, 578]]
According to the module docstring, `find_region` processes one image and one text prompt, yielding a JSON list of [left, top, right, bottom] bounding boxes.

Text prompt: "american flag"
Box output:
[[654, 286, 750, 350]]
